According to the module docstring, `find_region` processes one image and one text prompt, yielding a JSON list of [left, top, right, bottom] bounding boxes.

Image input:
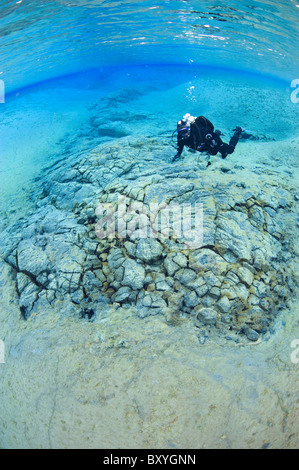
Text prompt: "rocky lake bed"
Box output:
[[1, 132, 298, 345], [0, 76, 298, 448]]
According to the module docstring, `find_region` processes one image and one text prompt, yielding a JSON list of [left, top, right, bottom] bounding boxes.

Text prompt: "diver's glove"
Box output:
[[172, 153, 181, 162]]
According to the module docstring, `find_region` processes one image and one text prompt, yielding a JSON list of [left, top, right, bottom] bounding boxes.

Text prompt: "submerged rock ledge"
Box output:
[[0, 136, 297, 343]]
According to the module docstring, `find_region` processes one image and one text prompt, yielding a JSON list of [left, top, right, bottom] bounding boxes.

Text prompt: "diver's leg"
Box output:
[[221, 128, 242, 158], [219, 143, 234, 159], [229, 128, 242, 148]]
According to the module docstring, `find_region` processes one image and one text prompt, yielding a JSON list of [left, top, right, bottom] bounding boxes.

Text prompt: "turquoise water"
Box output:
[[1, 0, 298, 208], [0, 0, 298, 450], [1, 64, 297, 221], [1, 0, 298, 92]]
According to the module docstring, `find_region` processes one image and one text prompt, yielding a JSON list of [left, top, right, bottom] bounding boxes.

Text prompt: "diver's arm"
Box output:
[[173, 139, 184, 162], [177, 138, 185, 155]]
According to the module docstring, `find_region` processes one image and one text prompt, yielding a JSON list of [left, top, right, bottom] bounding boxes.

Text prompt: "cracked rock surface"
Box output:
[[0, 133, 298, 450], [0, 136, 297, 343]]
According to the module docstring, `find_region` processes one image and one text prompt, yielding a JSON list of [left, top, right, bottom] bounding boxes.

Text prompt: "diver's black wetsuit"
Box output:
[[173, 116, 242, 162]]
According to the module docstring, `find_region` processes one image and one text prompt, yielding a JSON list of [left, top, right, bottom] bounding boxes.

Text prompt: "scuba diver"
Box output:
[[172, 114, 244, 166]]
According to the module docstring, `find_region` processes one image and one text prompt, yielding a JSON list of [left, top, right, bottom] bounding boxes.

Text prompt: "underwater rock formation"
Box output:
[[0, 137, 297, 341]]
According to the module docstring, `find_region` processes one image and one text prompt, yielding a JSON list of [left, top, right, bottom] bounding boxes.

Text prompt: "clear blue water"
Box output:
[[0, 63, 297, 220], [1, 0, 298, 93], [0, 1, 298, 209]]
